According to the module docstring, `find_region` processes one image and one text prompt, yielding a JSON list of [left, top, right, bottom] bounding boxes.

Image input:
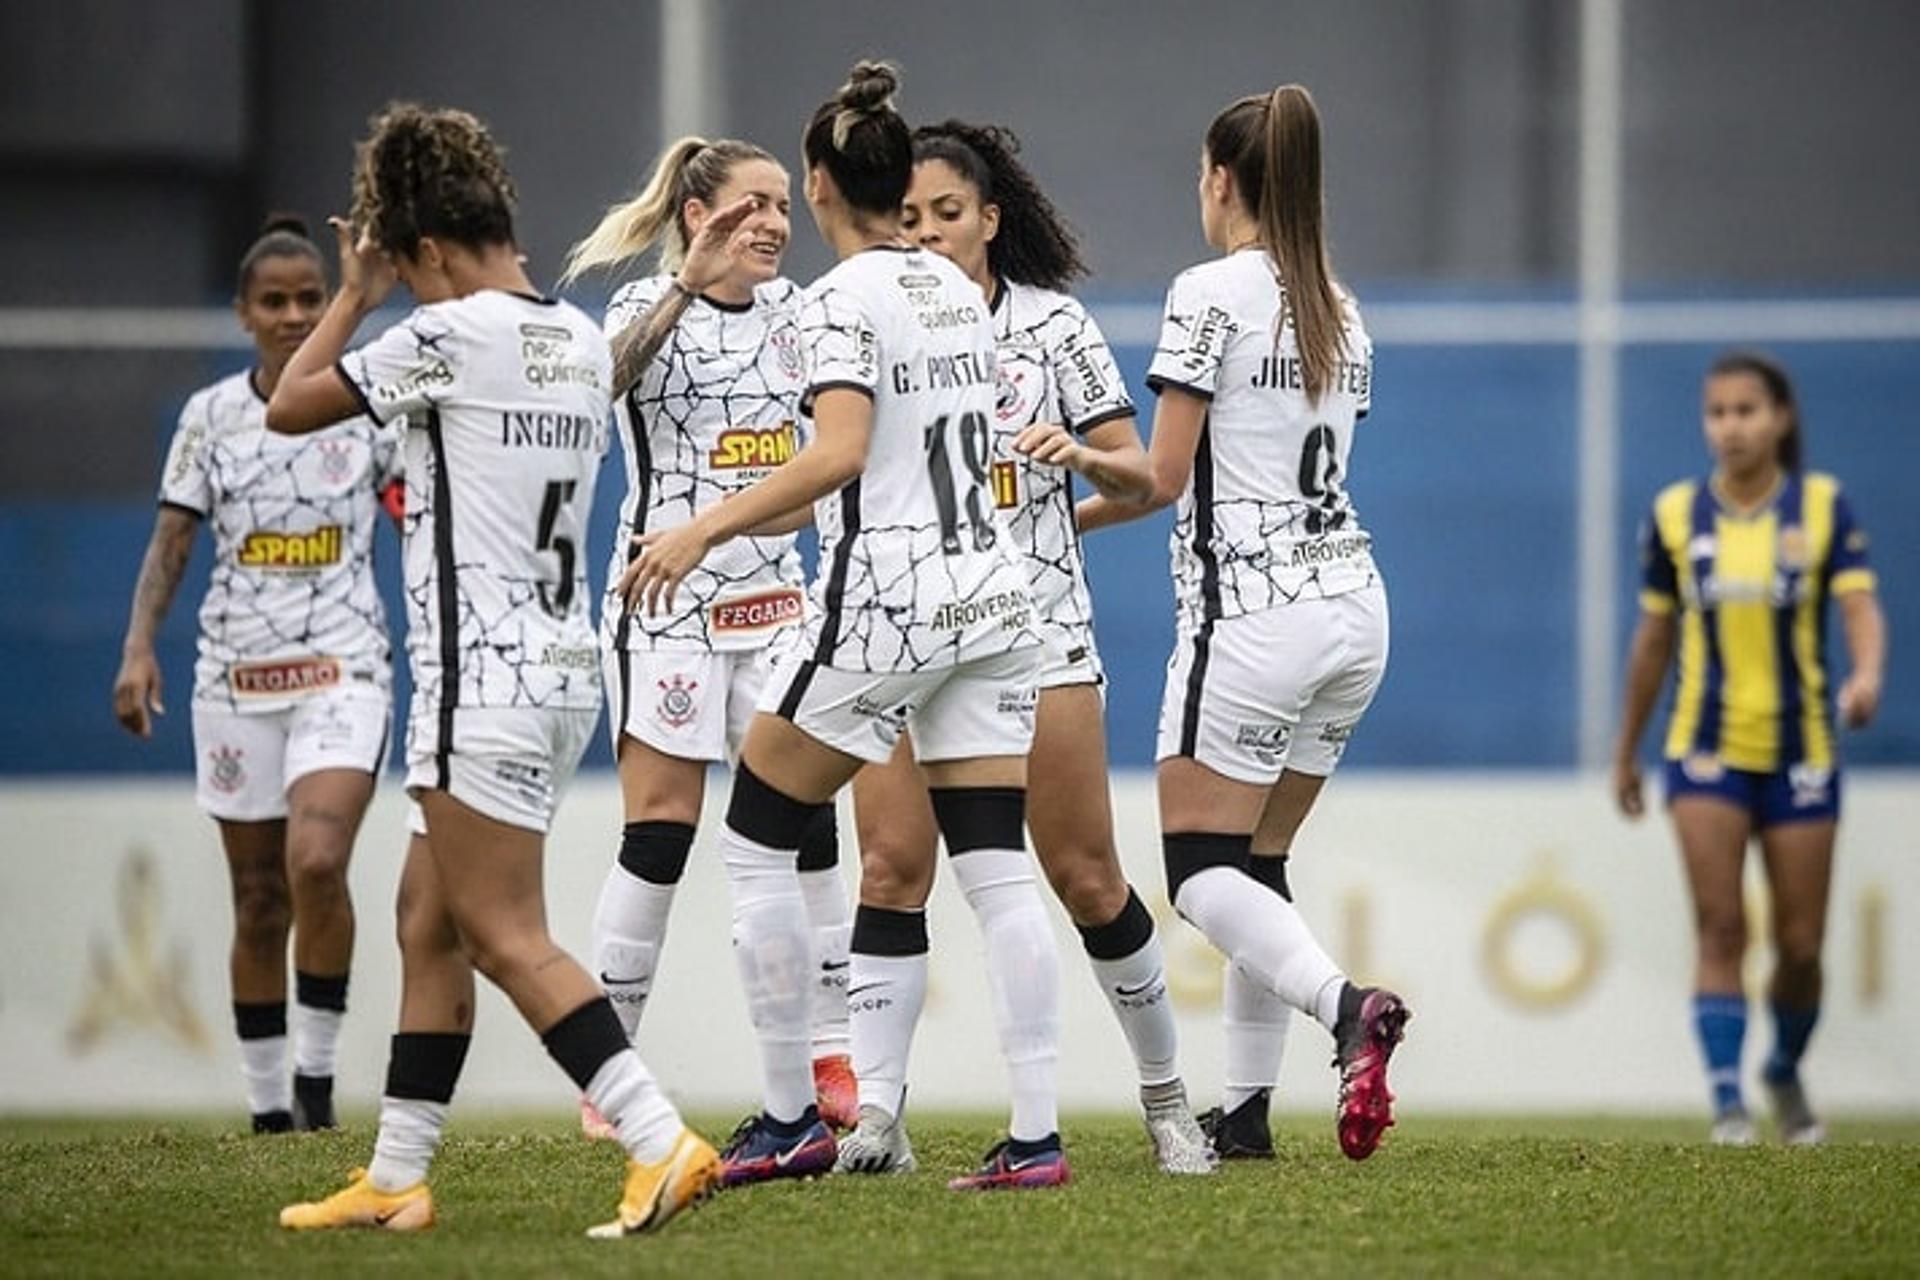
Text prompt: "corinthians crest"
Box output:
[[208, 744, 245, 793], [656, 674, 699, 728]]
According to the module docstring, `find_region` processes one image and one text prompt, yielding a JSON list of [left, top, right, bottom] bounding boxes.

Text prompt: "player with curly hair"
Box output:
[[267, 102, 719, 1238]]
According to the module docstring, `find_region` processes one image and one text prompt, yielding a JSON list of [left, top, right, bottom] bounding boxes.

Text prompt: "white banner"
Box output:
[[2, 773, 1913, 1116]]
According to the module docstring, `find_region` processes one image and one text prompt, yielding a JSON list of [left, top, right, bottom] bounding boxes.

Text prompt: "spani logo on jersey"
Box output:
[[237, 526, 343, 572], [709, 422, 799, 473]]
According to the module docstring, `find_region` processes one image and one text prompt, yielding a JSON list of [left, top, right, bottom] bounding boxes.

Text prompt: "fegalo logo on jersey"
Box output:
[[710, 587, 804, 634], [229, 656, 341, 698], [237, 526, 342, 572], [709, 422, 798, 475]]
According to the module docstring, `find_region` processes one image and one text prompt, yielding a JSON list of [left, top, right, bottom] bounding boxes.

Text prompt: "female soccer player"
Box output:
[[112, 215, 395, 1135], [1082, 84, 1409, 1163], [836, 119, 1212, 1177], [625, 62, 1066, 1191], [268, 103, 719, 1237], [1614, 351, 1885, 1146], [560, 136, 855, 1134]]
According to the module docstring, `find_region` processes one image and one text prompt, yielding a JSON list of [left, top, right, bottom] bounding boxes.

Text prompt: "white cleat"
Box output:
[[1141, 1080, 1218, 1175], [1710, 1107, 1758, 1147], [833, 1104, 917, 1175]]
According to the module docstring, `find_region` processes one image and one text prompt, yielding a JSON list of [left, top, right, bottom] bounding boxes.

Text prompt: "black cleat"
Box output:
[[252, 1108, 295, 1135], [293, 1074, 337, 1131], [1198, 1089, 1275, 1159]]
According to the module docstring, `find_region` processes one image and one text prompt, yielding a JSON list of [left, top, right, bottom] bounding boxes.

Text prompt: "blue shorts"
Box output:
[[1664, 756, 1841, 828]]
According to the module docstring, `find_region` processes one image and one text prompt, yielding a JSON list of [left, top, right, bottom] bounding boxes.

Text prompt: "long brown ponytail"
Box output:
[[1206, 84, 1345, 402]]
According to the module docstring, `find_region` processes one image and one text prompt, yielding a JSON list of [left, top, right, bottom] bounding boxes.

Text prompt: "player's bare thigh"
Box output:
[[852, 732, 939, 909], [615, 732, 706, 826], [1027, 682, 1128, 926]]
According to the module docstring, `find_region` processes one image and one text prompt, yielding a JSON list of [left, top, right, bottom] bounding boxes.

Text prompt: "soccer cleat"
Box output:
[[947, 1137, 1070, 1191], [718, 1109, 837, 1187], [252, 1109, 295, 1135], [813, 1054, 859, 1131], [1332, 986, 1410, 1161], [580, 1096, 618, 1142], [1197, 1089, 1276, 1160], [1763, 1075, 1826, 1146], [1710, 1106, 1758, 1146], [293, 1074, 336, 1131], [586, 1128, 723, 1238], [834, 1104, 918, 1175], [1141, 1081, 1217, 1174], [279, 1167, 435, 1232]]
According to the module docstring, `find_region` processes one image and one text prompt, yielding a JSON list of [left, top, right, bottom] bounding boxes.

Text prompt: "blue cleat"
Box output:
[[719, 1108, 837, 1187]]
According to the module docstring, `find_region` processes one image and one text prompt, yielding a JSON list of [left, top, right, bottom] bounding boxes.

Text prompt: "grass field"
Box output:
[[4, 1111, 1918, 1277]]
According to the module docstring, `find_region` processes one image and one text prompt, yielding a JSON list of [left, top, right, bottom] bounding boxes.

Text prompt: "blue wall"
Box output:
[[5, 307, 1913, 775]]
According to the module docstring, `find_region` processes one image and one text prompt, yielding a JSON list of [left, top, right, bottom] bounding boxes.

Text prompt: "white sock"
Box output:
[[585, 1049, 685, 1164], [719, 822, 814, 1123], [1175, 865, 1347, 1031], [239, 1035, 290, 1115], [1087, 934, 1179, 1088], [293, 1007, 345, 1079], [849, 949, 927, 1120], [591, 863, 676, 1041], [953, 847, 1060, 1142], [368, 1097, 447, 1191], [799, 866, 852, 1059], [1223, 959, 1292, 1109]]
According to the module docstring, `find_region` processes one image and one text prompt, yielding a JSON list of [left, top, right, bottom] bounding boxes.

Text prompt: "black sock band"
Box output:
[[851, 904, 929, 957], [726, 762, 826, 852], [617, 820, 696, 885], [233, 1001, 287, 1040], [541, 997, 630, 1091], [796, 805, 840, 872], [1076, 887, 1156, 961], [1162, 831, 1252, 901], [384, 1031, 472, 1103], [294, 971, 349, 1012], [928, 786, 1026, 856], [1247, 854, 1293, 902]]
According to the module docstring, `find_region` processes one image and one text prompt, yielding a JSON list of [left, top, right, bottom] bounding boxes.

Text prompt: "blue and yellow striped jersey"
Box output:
[[1640, 471, 1874, 772]]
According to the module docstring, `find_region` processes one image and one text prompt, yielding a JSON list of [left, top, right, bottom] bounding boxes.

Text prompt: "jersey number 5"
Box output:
[[536, 479, 579, 617], [925, 410, 997, 555]]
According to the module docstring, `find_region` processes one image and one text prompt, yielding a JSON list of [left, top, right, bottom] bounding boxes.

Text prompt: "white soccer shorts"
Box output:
[[191, 685, 390, 822], [1156, 583, 1388, 784], [404, 705, 597, 835], [1034, 620, 1106, 692], [759, 638, 1041, 765], [602, 644, 768, 764]]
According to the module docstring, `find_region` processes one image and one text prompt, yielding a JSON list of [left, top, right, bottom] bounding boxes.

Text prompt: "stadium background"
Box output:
[[1, 1, 1914, 1116]]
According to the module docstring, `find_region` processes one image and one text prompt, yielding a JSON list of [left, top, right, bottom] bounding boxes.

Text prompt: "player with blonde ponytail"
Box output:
[[1084, 84, 1411, 1164], [564, 135, 860, 1148]]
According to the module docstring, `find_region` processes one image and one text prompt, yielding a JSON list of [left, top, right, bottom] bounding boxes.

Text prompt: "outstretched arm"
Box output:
[[1077, 386, 1206, 533]]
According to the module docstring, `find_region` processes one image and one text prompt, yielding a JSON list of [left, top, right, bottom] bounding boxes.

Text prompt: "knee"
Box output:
[[285, 833, 350, 900], [457, 921, 548, 988], [858, 843, 933, 910], [232, 877, 292, 953], [1694, 907, 1748, 965], [394, 882, 457, 960], [1042, 851, 1128, 927], [1773, 926, 1824, 975]]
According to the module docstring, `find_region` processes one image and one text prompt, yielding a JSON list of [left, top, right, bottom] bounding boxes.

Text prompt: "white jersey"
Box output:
[[338, 290, 610, 761], [987, 278, 1134, 642], [1146, 248, 1377, 630], [795, 246, 1039, 673], [601, 275, 807, 653], [158, 370, 399, 713]]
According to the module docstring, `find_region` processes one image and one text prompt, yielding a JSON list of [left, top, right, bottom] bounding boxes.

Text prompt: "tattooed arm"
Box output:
[[113, 505, 201, 738], [608, 194, 764, 399], [609, 281, 697, 399]]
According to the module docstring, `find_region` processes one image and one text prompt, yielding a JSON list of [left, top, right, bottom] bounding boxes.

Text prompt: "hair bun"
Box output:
[[259, 212, 312, 240], [840, 60, 899, 113]]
